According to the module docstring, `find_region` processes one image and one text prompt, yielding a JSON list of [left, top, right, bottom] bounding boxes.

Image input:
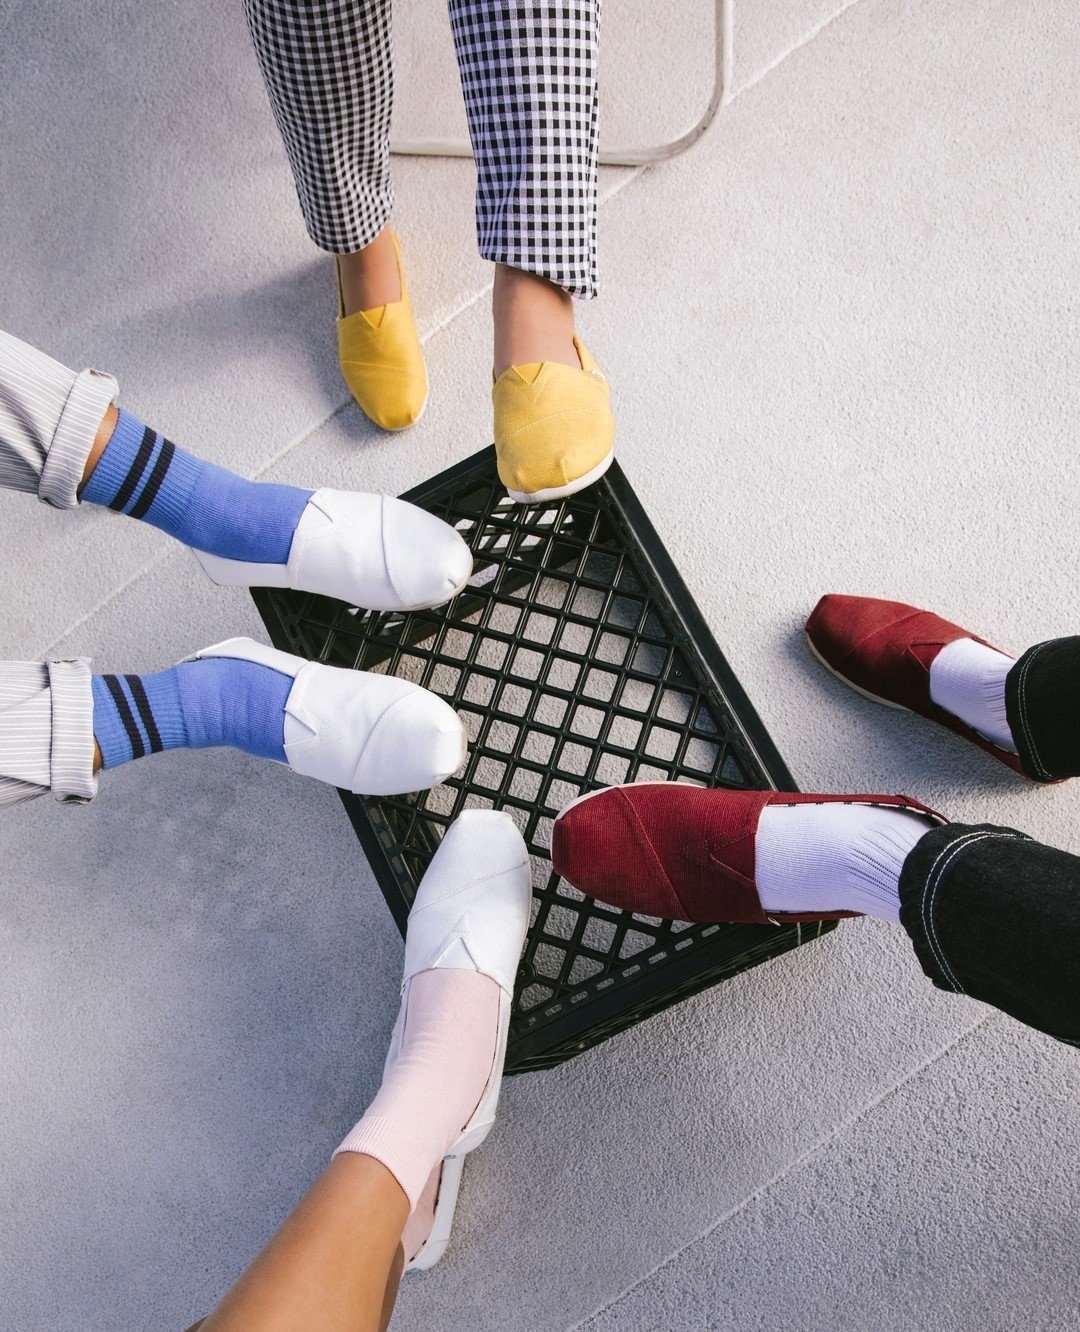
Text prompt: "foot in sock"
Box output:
[[491, 264, 615, 505], [754, 801, 941, 922], [805, 594, 1039, 779], [91, 636, 467, 796], [928, 637, 1015, 750], [91, 656, 292, 767], [337, 968, 500, 1213], [551, 783, 946, 924], [400, 1165, 443, 1268], [80, 407, 472, 611], [334, 810, 532, 1269]]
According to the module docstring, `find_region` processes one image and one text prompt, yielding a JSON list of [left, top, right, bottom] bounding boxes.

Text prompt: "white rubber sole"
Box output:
[[505, 446, 615, 504], [404, 1156, 465, 1273], [397, 987, 510, 1272]]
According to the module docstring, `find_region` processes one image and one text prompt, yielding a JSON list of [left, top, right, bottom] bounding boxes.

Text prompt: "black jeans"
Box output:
[[1006, 635, 1080, 782], [899, 824, 1080, 1046]]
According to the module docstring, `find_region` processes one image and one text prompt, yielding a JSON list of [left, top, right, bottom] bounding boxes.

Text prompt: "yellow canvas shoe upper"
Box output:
[[337, 232, 428, 432], [492, 336, 616, 502]]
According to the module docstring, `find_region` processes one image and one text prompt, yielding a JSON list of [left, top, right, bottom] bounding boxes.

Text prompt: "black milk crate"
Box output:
[[253, 447, 835, 1073]]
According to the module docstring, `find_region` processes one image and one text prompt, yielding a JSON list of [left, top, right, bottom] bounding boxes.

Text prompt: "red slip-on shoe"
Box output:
[[550, 782, 946, 925], [805, 593, 1028, 779]]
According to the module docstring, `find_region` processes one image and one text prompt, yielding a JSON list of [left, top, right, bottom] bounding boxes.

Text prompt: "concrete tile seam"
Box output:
[[566, 1010, 997, 1332], [731, 0, 869, 99], [33, 546, 189, 663]]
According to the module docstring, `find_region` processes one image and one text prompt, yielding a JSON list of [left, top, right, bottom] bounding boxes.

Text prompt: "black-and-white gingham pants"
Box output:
[[242, 0, 600, 298]]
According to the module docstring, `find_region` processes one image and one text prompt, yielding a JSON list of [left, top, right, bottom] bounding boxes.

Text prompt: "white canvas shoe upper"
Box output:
[[401, 810, 532, 997], [190, 489, 473, 611], [386, 811, 531, 1154], [191, 637, 466, 795]]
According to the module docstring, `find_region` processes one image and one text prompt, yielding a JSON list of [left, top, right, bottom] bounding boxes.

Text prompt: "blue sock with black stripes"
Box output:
[[81, 407, 313, 564], [90, 658, 292, 769]]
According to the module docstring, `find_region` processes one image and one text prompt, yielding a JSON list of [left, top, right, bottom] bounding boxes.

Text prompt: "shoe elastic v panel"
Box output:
[[254, 445, 837, 1073]]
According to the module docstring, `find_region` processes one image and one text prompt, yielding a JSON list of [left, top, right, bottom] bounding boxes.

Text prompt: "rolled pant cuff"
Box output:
[[1005, 637, 1080, 783], [479, 242, 599, 301], [898, 821, 1080, 1045], [898, 823, 1030, 996], [39, 367, 118, 510], [47, 659, 98, 802]]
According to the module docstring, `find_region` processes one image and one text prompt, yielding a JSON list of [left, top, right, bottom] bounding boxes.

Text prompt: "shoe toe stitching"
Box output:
[[617, 790, 684, 915], [347, 689, 425, 780], [376, 494, 407, 604], [411, 856, 530, 911], [833, 609, 932, 667]]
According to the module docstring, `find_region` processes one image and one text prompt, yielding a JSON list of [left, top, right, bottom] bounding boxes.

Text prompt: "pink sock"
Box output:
[[401, 1165, 442, 1262], [333, 969, 500, 1207]]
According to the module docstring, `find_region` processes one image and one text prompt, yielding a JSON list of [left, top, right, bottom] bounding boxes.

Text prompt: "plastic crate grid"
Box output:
[[254, 448, 834, 1073]]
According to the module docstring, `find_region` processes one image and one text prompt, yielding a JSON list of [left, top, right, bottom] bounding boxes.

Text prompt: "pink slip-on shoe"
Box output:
[[551, 782, 945, 924], [805, 593, 1028, 778]]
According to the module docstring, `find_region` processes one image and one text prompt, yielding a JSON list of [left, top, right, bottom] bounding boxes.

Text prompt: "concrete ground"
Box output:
[[2, 0, 1079, 1328]]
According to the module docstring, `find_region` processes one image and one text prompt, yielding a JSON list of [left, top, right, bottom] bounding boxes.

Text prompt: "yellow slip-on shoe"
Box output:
[[337, 232, 428, 432], [493, 336, 616, 503]]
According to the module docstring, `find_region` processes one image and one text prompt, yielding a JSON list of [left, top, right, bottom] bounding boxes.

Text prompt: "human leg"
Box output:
[[0, 327, 118, 509], [806, 594, 1080, 782], [90, 637, 465, 797], [196, 1153, 409, 1332], [79, 403, 469, 607], [447, 0, 600, 301], [897, 822, 1080, 1045], [1, 637, 466, 809], [447, 0, 615, 501], [241, 0, 427, 428], [552, 784, 1080, 1044], [0, 659, 96, 808], [334, 809, 532, 1268], [242, 0, 394, 258], [0, 328, 470, 607], [492, 265, 579, 377], [195, 811, 531, 1328], [1002, 636, 1080, 782], [552, 785, 945, 925]]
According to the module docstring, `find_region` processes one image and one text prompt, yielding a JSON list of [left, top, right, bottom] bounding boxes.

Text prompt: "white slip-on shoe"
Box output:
[[391, 810, 532, 1271], [190, 490, 473, 612], [189, 637, 467, 795], [404, 1160, 464, 1274]]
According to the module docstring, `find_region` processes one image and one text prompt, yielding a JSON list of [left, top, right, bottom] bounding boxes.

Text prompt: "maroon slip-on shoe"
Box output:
[[805, 593, 1027, 779], [551, 782, 946, 925]]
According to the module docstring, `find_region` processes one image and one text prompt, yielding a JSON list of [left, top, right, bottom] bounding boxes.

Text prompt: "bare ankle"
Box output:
[[492, 264, 578, 377], [79, 402, 119, 492], [337, 227, 402, 316]]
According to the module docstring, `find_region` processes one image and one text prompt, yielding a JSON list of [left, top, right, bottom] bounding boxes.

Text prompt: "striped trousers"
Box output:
[[243, 0, 602, 298], [0, 330, 118, 808]]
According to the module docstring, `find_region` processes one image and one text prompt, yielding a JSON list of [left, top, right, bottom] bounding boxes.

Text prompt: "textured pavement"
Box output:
[[2, 1, 1078, 1328]]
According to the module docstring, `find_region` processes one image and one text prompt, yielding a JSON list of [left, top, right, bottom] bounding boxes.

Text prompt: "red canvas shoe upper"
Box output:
[[805, 594, 1026, 777], [551, 783, 946, 925]]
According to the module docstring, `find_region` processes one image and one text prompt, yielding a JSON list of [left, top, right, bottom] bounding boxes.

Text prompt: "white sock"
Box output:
[[928, 637, 1016, 752], [756, 803, 937, 923]]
